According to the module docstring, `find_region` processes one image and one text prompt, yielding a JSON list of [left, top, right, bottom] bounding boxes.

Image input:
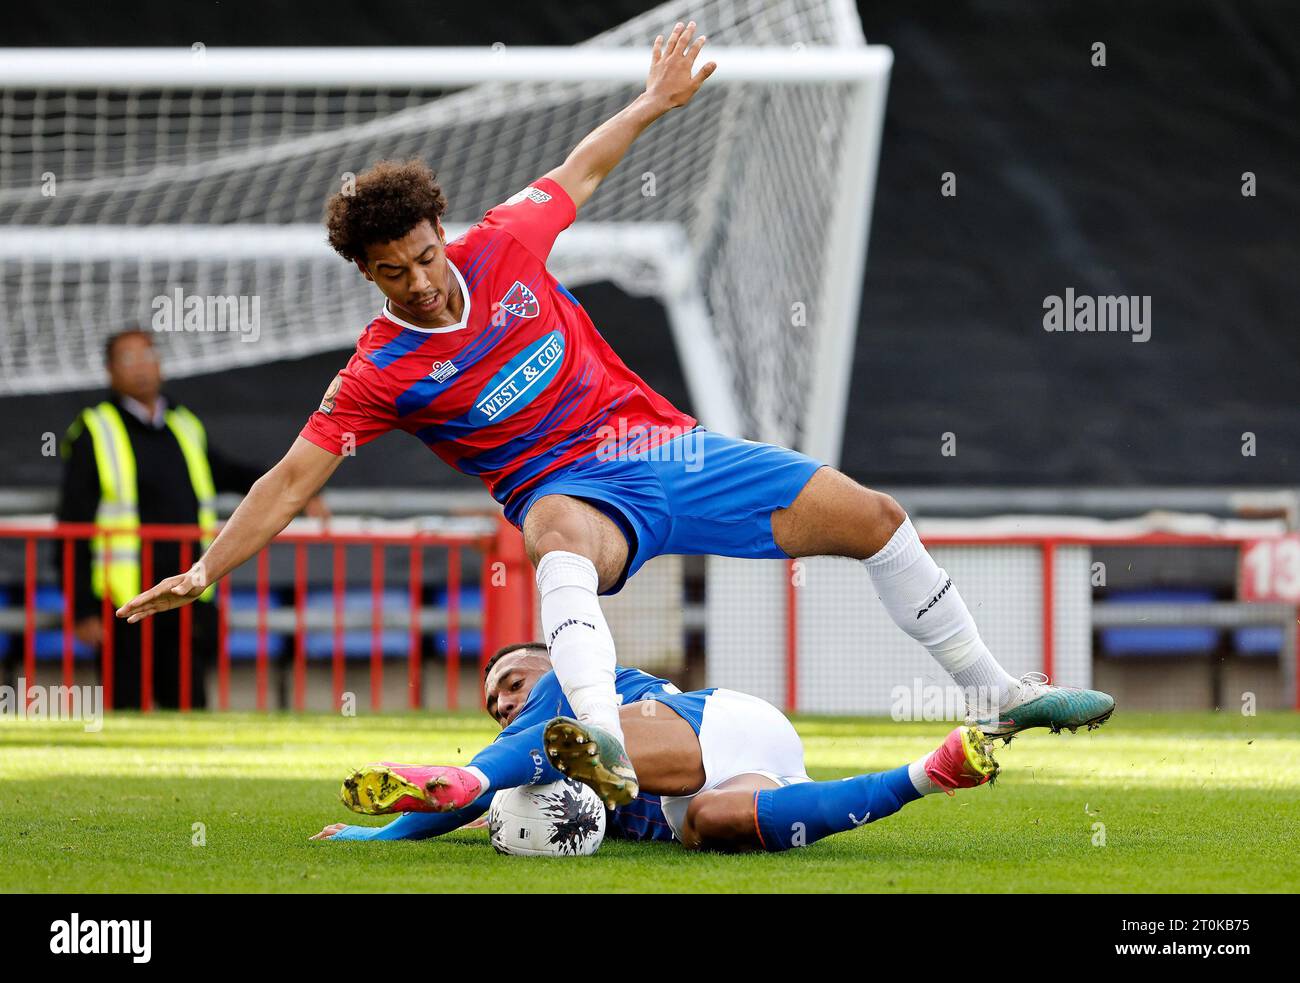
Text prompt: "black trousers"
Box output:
[[101, 602, 216, 710]]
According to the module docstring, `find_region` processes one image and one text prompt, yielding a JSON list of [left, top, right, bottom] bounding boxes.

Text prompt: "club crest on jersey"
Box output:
[[428, 359, 458, 383], [471, 330, 565, 427], [498, 281, 540, 320]]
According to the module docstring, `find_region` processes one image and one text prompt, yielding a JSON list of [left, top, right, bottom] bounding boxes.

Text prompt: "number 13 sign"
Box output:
[[1240, 536, 1300, 603]]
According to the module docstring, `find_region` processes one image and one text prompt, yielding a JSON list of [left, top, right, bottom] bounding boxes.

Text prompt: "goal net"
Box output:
[[0, 0, 890, 462]]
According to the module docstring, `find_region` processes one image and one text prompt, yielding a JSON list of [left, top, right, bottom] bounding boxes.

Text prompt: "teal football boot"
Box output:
[[977, 672, 1115, 741]]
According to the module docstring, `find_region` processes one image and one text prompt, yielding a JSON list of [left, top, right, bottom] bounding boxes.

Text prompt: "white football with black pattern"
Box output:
[[488, 779, 607, 857]]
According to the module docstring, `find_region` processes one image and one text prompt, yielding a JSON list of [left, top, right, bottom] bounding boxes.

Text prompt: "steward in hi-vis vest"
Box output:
[[57, 330, 266, 710], [66, 399, 219, 608]]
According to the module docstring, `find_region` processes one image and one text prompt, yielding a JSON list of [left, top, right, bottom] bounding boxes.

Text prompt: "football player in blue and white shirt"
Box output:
[[312, 642, 998, 852]]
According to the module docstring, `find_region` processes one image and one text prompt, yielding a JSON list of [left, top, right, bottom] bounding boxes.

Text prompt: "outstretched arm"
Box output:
[[116, 437, 343, 623], [314, 795, 493, 842], [312, 688, 570, 843], [544, 21, 716, 211]]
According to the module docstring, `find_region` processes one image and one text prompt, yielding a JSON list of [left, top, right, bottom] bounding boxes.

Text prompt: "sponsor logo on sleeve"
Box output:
[[503, 185, 553, 206], [319, 374, 342, 415]]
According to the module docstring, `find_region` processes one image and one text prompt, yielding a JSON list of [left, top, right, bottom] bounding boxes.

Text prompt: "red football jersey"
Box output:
[[300, 177, 696, 507]]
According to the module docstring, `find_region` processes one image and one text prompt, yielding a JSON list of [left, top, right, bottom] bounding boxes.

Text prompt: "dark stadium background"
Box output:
[[4, 0, 1296, 489]]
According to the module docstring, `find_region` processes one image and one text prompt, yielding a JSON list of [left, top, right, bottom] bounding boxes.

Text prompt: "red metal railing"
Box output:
[[0, 519, 536, 713], [14, 525, 1295, 716]]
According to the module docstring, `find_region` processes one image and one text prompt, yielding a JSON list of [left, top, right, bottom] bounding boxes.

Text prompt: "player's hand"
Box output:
[[310, 823, 349, 841], [115, 562, 209, 623], [645, 21, 717, 111]]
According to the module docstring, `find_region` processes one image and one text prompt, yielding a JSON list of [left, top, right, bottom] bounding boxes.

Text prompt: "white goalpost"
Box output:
[[1, 0, 895, 704], [0, 0, 891, 466]]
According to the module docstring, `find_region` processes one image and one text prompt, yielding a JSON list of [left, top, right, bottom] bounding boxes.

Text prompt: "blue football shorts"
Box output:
[[504, 427, 824, 594]]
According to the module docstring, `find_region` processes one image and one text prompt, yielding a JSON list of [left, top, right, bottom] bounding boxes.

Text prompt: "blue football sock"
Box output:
[[754, 765, 922, 851], [468, 720, 565, 792]]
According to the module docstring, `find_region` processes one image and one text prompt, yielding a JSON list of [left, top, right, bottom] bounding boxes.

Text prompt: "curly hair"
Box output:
[[324, 158, 448, 263]]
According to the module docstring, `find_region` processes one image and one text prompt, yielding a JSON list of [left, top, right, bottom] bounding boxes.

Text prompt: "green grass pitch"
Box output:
[[2, 710, 1298, 893]]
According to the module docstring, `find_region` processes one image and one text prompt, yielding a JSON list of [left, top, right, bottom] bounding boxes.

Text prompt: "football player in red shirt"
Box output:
[[120, 23, 1113, 810]]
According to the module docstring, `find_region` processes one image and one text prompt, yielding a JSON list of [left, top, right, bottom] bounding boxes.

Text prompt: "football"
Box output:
[[488, 779, 607, 857]]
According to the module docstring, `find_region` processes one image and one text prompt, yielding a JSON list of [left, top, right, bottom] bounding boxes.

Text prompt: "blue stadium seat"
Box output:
[[0, 587, 11, 659], [225, 589, 287, 661], [1100, 588, 1219, 657], [1232, 626, 1284, 658], [302, 588, 411, 660], [33, 585, 95, 661], [431, 584, 483, 660], [435, 629, 483, 660]]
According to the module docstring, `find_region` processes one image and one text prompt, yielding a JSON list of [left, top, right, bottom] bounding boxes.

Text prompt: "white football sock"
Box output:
[[464, 765, 490, 795], [908, 756, 943, 796], [863, 517, 1020, 715], [941, 637, 1024, 714], [536, 550, 625, 745]]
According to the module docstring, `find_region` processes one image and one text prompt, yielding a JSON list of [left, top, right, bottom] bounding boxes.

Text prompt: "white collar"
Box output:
[[381, 258, 472, 334], [121, 393, 167, 428]]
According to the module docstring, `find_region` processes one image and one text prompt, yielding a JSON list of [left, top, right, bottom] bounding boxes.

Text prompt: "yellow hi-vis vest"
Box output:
[[69, 401, 218, 607]]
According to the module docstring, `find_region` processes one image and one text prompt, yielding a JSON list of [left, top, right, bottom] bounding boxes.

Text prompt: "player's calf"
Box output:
[[527, 499, 637, 782], [679, 789, 767, 852], [746, 727, 998, 852], [774, 469, 1118, 733]]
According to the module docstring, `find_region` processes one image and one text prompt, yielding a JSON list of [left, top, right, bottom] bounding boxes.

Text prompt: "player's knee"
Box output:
[[815, 468, 906, 537], [680, 792, 759, 852], [525, 498, 629, 592], [867, 488, 907, 534], [837, 483, 906, 558], [525, 499, 597, 566], [528, 527, 582, 566]]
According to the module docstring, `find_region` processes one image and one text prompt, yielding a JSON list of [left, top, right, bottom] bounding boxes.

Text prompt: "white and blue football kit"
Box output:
[[330, 666, 813, 844], [330, 668, 691, 842]]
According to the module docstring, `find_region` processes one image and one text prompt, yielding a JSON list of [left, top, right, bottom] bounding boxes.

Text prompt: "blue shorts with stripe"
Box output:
[[504, 427, 824, 594]]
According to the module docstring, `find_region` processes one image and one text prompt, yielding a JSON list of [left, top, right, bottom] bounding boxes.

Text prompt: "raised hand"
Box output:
[[646, 21, 717, 111]]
